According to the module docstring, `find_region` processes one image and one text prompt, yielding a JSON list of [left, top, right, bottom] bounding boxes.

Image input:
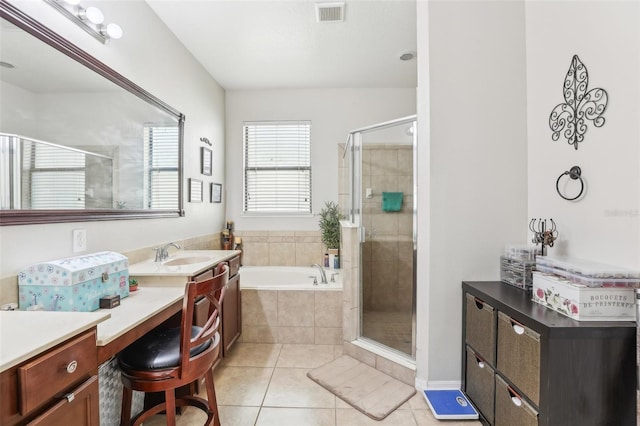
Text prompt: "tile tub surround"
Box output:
[[240, 289, 343, 345], [142, 342, 483, 426], [233, 231, 325, 266]]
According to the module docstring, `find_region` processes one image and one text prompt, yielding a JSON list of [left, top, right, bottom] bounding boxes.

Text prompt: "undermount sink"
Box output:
[[163, 256, 212, 266]]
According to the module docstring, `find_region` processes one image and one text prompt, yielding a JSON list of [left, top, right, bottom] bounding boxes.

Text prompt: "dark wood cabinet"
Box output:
[[0, 329, 99, 426], [222, 273, 241, 355], [192, 255, 241, 357], [462, 281, 636, 426]]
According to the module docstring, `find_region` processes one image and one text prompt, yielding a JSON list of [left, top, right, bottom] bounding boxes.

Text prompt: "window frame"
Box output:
[[242, 120, 312, 216]]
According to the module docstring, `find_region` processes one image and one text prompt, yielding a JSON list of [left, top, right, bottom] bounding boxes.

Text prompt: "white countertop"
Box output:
[[95, 285, 184, 346], [128, 250, 240, 277], [1, 250, 237, 373], [0, 310, 110, 372]]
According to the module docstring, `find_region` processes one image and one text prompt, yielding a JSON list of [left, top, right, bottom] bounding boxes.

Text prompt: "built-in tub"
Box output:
[[239, 266, 342, 290], [238, 266, 343, 345]]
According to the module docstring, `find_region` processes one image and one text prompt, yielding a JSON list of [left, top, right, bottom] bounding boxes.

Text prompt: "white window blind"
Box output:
[[144, 125, 179, 209], [243, 121, 311, 213], [27, 142, 85, 209]]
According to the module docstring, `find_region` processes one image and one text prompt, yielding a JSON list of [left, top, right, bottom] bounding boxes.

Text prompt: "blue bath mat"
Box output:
[[423, 389, 478, 420]]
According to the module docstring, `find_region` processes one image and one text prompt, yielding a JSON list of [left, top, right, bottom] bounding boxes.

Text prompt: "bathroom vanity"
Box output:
[[462, 281, 636, 426], [128, 250, 242, 359], [0, 311, 109, 425], [0, 250, 241, 424]]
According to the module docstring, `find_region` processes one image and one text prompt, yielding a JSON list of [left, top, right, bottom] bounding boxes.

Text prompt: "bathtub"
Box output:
[[240, 266, 342, 290], [239, 266, 344, 345]]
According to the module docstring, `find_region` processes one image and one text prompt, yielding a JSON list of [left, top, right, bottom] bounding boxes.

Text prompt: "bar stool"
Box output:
[[118, 264, 228, 426]]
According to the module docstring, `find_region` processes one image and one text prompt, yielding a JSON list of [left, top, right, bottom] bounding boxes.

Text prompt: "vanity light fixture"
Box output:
[[78, 6, 104, 25], [44, 0, 123, 44]]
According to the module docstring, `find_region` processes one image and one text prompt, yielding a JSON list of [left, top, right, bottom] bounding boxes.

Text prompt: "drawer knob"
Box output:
[[66, 360, 78, 374]]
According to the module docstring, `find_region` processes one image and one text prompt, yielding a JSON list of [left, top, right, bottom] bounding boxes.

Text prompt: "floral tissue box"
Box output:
[[532, 273, 635, 321]]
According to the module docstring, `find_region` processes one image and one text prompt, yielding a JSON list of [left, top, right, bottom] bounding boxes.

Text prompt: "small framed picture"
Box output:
[[201, 147, 212, 176], [189, 178, 203, 202], [211, 183, 222, 203]]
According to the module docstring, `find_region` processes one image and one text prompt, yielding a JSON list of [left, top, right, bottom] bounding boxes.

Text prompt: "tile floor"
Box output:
[[361, 310, 413, 355], [144, 342, 483, 426]]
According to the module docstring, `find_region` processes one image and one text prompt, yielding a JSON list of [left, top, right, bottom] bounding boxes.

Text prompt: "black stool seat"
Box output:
[[118, 326, 214, 371], [118, 264, 228, 426]]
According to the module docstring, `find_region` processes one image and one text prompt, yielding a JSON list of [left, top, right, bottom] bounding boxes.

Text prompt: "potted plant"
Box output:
[[128, 278, 139, 292], [318, 201, 344, 267]]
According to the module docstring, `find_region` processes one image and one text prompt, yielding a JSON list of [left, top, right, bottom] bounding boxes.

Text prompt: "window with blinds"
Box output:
[[144, 125, 179, 210], [243, 121, 312, 213], [26, 141, 85, 209]]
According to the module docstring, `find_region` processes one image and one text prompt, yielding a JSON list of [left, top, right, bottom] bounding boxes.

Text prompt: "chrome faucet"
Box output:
[[311, 264, 328, 284], [154, 242, 181, 262]]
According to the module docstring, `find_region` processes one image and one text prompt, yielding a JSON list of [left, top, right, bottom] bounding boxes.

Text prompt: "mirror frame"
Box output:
[[0, 1, 185, 225]]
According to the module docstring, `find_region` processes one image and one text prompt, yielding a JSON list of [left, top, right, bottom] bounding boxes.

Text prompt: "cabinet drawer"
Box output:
[[496, 312, 540, 406], [27, 375, 99, 425], [495, 375, 538, 426], [228, 256, 240, 278], [465, 346, 494, 424], [465, 293, 496, 364], [18, 330, 97, 415]]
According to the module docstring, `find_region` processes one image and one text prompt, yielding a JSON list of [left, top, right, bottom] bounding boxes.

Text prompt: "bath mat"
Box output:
[[307, 355, 416, 420]]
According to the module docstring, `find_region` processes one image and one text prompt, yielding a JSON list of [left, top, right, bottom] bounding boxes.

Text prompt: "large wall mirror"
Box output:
[[0, 2, 185, 225]]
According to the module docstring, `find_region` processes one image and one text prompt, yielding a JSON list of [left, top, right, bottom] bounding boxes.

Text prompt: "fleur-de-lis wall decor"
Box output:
[[548, 55, 608, 150]]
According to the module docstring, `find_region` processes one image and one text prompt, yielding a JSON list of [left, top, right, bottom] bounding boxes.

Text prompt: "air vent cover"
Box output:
[[316, 2, 345, 23]]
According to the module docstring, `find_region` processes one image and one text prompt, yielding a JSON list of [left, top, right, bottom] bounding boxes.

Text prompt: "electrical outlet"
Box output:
[[73, 229, 87, 253]]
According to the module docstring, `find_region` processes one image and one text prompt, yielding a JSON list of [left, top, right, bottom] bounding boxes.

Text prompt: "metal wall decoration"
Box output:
[[549, 55, 608, 150], [556, 166, 585, 201]]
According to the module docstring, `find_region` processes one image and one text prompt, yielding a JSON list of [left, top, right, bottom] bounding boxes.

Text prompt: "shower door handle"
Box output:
[[360, 226, 366, 243]]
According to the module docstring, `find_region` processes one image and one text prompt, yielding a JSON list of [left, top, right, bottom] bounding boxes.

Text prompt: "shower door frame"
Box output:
[[346, 115, 417, 360]]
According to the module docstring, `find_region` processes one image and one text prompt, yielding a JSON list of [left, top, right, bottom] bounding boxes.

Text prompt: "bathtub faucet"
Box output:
[[311, 264, 328, 284]]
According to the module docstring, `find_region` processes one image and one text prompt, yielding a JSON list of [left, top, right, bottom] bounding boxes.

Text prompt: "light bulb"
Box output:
[[83, 6, 104, 24], [105, 23, 123, 40]]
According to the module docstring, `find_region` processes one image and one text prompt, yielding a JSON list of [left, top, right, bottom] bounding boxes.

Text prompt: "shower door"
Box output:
[[353, 116, 416, 358]]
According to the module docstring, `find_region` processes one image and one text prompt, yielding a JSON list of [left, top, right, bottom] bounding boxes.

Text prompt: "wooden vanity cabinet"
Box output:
[[462, 281, 636, 426], [0, 329, 99, 425], [222, 256, 241, 355], [192, 255, 241, 357]]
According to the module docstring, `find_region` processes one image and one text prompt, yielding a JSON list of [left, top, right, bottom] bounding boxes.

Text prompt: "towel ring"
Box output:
[[556, 166, 584, 201]]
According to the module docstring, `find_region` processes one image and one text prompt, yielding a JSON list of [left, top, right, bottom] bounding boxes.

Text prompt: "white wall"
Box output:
[[225, 88, 416, 231], [526, 0, 640, 268], [0, 1, 226, 285], [416, 0, 529, 386]]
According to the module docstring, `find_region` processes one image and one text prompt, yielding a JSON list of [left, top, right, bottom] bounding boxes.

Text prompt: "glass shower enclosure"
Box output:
[[342, 115, 417, 359]]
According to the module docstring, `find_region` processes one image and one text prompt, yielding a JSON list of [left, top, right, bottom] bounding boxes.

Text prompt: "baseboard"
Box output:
[[416, 379, 462, 392]]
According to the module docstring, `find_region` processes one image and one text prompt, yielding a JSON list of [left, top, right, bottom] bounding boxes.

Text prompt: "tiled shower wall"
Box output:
[[361, 144, 414, 312]]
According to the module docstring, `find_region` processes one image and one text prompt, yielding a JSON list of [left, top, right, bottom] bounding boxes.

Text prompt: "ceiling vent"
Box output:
[[316, 2, 345, 23]]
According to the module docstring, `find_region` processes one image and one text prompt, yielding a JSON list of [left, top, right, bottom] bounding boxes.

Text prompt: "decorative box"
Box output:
[[532, 273, 635, 321], [18, 251, 129, 312]]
